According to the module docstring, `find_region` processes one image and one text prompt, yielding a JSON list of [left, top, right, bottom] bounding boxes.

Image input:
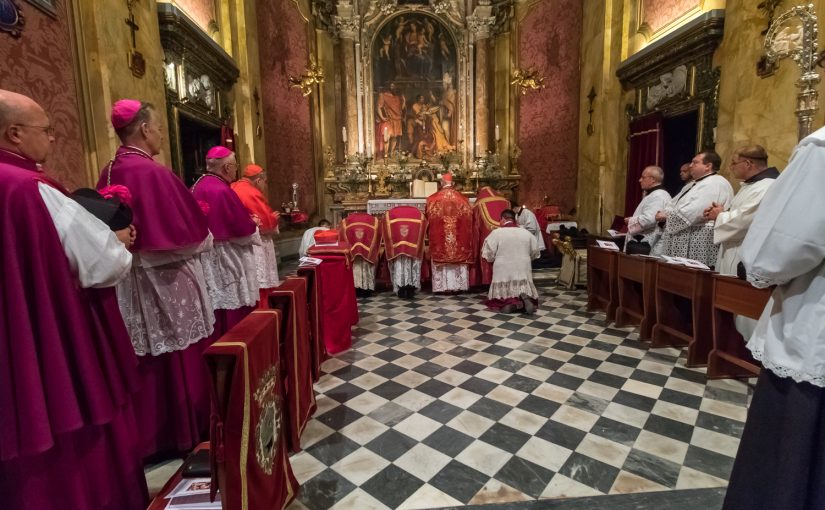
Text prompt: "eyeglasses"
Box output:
[[14, 124, 55, 136]]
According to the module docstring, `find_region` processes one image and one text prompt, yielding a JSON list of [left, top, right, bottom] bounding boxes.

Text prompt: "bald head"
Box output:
[[0, 89, 54, 163]]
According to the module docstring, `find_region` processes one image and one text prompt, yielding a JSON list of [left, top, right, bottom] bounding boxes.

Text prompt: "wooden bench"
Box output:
[[586, 246, 619, 322], [615, 254, 658, 341], [707, 275, 772, 379], [651, 262, 714, 367]]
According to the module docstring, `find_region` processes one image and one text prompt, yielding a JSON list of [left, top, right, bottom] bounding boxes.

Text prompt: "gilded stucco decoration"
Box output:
[[510, 67, 546, 95], [288, 56, 325, 97], [763, 4, 820, 140]]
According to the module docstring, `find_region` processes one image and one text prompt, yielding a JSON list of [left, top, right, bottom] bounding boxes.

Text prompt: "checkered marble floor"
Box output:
[[287, 274, 753, 510]]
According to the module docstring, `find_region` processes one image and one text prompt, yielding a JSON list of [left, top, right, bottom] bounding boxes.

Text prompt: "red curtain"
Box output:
[[625, 113, 663, 217]]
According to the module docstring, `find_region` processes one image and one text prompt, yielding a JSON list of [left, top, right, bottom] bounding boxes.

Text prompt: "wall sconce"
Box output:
[[586, 87, 597, 136]]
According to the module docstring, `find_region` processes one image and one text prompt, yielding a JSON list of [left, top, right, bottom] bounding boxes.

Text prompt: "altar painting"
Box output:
[[372, 13, 458, 161]]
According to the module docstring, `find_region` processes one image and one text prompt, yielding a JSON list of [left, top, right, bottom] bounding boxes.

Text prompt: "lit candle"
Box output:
[[342, 126, 347, 144], [495, 124, 500, 141]]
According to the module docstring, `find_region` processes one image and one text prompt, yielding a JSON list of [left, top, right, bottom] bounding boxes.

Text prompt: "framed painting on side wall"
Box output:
[[26, 0, 57, 18]]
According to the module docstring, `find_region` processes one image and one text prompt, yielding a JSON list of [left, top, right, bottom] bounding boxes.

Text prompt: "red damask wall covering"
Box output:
[[255, 0, 317, 217], [0, 2, 86, 189], [518, 0, 582, 212], [174, 0, 216, 32], [642, 0, 699, 33]]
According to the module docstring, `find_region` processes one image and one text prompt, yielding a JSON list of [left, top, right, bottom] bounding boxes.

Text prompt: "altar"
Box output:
[[365, 197, 476, 216]]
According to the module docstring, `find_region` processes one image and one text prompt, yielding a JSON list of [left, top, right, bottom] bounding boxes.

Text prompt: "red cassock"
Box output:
[[426, 186, 474, 264], [264, 278, 317, 452], [472, 186, 510, 285], [204, 310, 298, 510], [231, 179, 280, 234], [302, 246, 359, 355], [382, 205, 427, 261], [341, 212, 381, 265]]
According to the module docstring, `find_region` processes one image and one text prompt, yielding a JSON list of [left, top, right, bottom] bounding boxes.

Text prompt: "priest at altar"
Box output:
[[426, 173, 474, 292], [98, 99, 216, 458], [472, 186, 510, 286], [341, 212, 381, 296], [383, 205, 427, 298], [192, 146, 261, 336], [0, 90, 148, 509], [231, 163, 281, 303]]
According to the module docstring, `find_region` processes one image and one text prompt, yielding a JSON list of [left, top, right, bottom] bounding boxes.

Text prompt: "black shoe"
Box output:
[[501, 304, 517, 314], [520, 293, 536, 314]]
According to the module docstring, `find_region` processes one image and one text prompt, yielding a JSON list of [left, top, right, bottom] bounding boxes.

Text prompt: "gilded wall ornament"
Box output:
[[289, 56, 325, 97], [510, 68, 545, 95]]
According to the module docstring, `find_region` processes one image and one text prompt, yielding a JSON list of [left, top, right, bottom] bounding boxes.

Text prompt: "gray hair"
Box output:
[[643, 165, 664, 183]]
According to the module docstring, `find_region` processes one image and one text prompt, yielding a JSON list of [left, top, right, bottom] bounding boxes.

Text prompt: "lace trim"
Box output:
[[746, 272, 784, 289], [749, 347, 825, 388], [488, 279, 538, 300]]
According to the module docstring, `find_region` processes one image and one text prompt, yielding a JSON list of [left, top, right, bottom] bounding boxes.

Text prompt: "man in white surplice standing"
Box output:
[[655, 151, 733, 268], [624, 165, 671, 254], [482, 209, 540, 314]]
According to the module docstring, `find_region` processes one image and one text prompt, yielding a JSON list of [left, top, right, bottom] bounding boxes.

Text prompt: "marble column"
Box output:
[[340, 39, 359, 156], [475, 38, 490, 156]]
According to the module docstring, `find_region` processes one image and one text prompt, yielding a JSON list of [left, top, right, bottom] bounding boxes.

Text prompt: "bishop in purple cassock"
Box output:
[[98, 99, 217, 458], [0, 90, 148, 509], [191, 145, 260, 335]]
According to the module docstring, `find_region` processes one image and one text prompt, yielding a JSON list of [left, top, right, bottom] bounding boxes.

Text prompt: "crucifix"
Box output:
[[125, 0, 146, 78]]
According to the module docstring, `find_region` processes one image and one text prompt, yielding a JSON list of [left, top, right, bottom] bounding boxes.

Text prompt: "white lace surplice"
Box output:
[[118, 255, 215, 356], [352, 257, 376, 290], [741, 131, 825, 387], [254, 233, 281, 288], [199, 234, 260, 311], [431, 263, 470, 292], [482, 227, 539, 300], [388, 255, 422, 292]]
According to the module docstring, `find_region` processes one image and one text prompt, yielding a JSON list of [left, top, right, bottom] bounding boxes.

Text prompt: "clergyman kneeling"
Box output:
[[482, 209, 540, 314]]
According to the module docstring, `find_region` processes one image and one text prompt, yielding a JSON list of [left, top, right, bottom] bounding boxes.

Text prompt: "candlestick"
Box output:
[[342, 126, 347, 144], [495, 124, 500, 141]]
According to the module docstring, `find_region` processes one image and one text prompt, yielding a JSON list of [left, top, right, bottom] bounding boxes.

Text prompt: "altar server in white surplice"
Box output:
[[299, 219, 331, 257], [624, 165, 670, 253], [654, 151, 733, 268], [703, 145, 780, 276], [513, 203, 546, 251], [723, 126, 825, 510], [482, 209, 540, 314]]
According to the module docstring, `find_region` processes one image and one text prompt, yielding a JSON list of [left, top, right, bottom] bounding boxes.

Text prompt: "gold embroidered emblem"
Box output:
[[253, 365, 280, 474]]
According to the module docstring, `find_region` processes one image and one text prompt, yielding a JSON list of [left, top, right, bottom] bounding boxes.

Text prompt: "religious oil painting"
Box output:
[[372, 12, 458, 161]]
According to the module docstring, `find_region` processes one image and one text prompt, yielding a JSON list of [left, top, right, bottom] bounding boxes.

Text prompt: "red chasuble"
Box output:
[[426, 186, 474, 264], [205, 311, 298, 510], [291, 272, 327, 381], [341, 212, 381, 264], [231, 178, 280, 234], [382, 205, 427, 261], [298, 255, 358, 355], [265, 279, 317, 452], [472, 187, 510, 285]]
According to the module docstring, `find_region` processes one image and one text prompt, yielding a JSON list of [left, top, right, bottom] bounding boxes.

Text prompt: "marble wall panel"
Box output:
[[0, 2, 85, 189], [172, 0, 217, 32], [518, 0, 583, 212], [641, 0, 699, 34], [255, 0, 317, 217]]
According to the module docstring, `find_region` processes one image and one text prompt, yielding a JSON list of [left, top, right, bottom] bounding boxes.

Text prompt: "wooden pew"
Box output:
[[615, 254, 658, 341], [651, 262, 714, 367], [586, 246, 619, 322], [707, 275, 772, 379]]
